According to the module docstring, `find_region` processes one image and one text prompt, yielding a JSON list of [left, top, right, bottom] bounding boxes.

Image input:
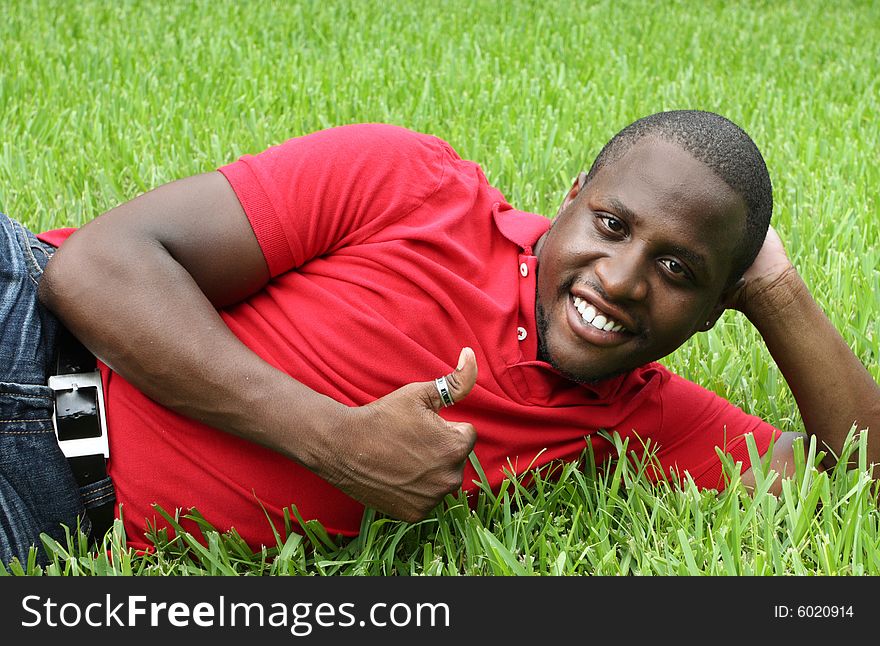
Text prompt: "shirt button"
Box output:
[[519, 262, 529, 277], [517, 327, 527, 341]]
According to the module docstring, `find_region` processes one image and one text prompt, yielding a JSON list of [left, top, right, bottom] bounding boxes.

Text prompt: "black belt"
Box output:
[[49, 326, 115, 544]]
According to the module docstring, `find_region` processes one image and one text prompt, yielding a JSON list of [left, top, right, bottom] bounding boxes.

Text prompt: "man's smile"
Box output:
[[565, 293, 635, 348], [570, 285, 636, 332]]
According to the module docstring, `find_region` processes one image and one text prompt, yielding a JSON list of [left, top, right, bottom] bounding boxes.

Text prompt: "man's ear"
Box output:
[[700, 277, 745, 332], [698, 306, 724, 332], [555, 171, 587, 217]]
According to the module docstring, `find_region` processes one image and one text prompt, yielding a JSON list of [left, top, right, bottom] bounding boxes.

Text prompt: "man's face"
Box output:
[[534, 137, 747, 383]]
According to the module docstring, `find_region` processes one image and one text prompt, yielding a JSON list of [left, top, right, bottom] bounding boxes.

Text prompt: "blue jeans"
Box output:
[[0, 213, 92, 567]]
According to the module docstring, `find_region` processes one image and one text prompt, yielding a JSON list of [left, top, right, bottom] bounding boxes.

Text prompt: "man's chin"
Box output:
[[549, 357, 634, 385], [537, 301, 641, 384], [538, 340, 633, 384]]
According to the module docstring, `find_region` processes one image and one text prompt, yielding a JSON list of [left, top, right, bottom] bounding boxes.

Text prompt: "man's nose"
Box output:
[[594, 250, 649, 302]]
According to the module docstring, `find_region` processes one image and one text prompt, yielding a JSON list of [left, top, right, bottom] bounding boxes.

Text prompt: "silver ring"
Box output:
[[434, 376, 455, 407]]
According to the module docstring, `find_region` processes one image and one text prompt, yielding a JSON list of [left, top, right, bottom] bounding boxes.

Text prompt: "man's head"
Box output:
[[534, 110, 772, 383], [585, 110, 772, 282]]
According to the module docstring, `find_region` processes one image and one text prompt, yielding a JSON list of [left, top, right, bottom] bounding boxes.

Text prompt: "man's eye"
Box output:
[[599, 214, 625, 233], [660, 258, 689, 278]]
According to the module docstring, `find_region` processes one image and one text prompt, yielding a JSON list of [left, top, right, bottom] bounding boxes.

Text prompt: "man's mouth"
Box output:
[[572, 295, 628, 333]]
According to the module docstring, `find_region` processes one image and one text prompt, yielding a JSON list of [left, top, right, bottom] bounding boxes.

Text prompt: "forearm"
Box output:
[[744, 268, 880, 470], [38, 229, 344, 471]]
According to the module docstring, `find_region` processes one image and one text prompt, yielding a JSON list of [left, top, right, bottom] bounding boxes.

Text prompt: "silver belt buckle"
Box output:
[[48, 371, 110, 459]]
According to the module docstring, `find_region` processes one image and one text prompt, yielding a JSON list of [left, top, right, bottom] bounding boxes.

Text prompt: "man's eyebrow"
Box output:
[[606, 197, 640, 224], [605, 197, 708, 273], [668, 243, 708, 273]]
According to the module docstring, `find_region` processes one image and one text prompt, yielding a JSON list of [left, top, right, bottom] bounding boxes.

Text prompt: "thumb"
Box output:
[[423, 347, 478, 412]]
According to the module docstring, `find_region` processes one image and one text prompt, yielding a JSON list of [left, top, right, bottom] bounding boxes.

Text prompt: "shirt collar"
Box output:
[[492, 202, 550, 254], [492, 201, 632, 401]]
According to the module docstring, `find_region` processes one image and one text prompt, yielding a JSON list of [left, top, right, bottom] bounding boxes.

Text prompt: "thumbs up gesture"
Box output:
[[323, 348, 479, 522]]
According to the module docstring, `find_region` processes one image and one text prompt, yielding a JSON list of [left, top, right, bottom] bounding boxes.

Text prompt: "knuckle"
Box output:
[[444, 370, 465, 394], [391, 382, 437, 410], [416, 382, 442, 409], [402, 509, 425, 523], [448, 441, 470, 463], [443, 473, 463, 494], [447, 424, 476, 457]]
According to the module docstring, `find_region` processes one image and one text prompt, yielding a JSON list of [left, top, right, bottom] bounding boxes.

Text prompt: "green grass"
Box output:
[[5, 431, 880, 576], [1, 0, 878, 575]]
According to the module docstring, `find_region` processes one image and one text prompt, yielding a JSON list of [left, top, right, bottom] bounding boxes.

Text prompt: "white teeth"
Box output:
[[572, 295, 627, 332]]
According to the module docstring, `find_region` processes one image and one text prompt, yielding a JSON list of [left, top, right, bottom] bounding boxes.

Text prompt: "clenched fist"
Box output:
[[318, 348, 479, 522]]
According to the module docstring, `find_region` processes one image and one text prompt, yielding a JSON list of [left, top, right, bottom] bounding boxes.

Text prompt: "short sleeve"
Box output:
[[654, 370, 783, 490], [217, 123, 452, 277]]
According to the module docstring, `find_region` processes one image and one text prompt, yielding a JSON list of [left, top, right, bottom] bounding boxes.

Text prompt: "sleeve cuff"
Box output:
[[218, 159, 297, 277]]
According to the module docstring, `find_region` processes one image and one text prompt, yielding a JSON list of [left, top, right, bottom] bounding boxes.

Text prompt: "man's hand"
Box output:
[[724, 225, 798, 319], [319, 348, 479, 523]]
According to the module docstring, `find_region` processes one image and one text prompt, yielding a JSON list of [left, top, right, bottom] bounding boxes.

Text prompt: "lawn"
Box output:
[[1, 0, 878, 576]]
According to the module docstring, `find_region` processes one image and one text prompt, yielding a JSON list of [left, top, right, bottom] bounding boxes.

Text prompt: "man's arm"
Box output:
[[38, 171, 477, 521], [733, 226, 880, 490]]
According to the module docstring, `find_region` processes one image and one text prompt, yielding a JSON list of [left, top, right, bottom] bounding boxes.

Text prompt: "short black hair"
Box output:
[[585, 110, 772, 284]]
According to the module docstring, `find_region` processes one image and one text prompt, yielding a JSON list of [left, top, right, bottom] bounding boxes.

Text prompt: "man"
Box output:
[[2, 110, 878, 566]]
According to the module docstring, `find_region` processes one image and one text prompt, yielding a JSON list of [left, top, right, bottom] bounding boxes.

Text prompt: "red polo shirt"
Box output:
[[39, 124, 780, 551]]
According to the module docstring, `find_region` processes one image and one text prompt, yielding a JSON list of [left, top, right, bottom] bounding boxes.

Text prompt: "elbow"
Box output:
[[37, 250, 67, 314], [37, 234, 101, 324]]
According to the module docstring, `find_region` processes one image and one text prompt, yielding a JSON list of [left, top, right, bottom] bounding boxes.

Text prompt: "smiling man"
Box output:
[[2, 110, 878, 565], [534, 135, 746, 383]]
